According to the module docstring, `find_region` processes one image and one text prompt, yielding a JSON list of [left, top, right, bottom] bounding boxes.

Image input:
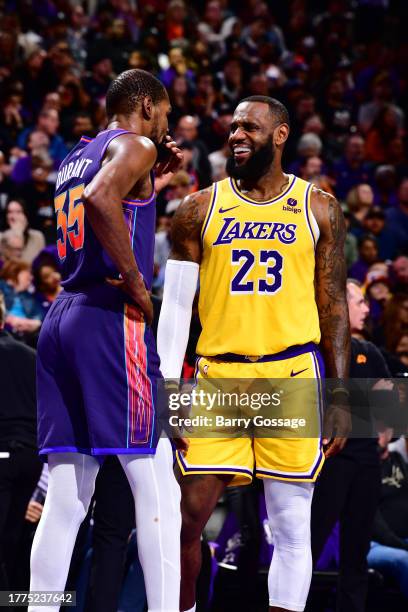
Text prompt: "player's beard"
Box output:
[[226, 136, 275, 181]]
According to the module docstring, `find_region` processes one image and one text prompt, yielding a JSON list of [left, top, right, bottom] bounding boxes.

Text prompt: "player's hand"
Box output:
[[372, 378, 394, 391], [25, 500, 43, 523], [163, 381, 191, 454], [154, 135, 184, 193], [322, 400, 351, 458], [106, 273, 153, 325], [172, 435, 189, 455]]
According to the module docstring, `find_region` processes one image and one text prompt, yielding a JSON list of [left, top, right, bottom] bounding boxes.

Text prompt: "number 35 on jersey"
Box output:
[[54, 183, 85, 261]]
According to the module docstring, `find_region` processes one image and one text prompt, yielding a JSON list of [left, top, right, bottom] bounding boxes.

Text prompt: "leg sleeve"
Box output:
[[118, 437, 181, 612], [264, 479, 314, 612]]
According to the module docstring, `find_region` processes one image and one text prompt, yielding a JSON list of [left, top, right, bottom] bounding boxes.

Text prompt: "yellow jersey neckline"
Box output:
[[230, 174, 296, 205]]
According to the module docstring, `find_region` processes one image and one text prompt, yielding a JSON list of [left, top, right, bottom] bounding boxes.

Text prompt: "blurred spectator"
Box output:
[[168, 75, 195, 127], [67, 5, 88, 67], [33, 261, 62, 317], [0, 199, 45, 264], [15, 48, 48, 117], [175, 116, 212, 188], [367, 435, 408, 600], [18, 152, 55, 242], [302, 114, 324, 137], [310, 279, 394, 612], [164, 170, 192, 215], [394, 334, 408, 370], [392, 257, 408, 293], [386, 179, 408, 249], [0, 231, 24, 265], [349, 234, 379, 283], [320, 77, 352, 158], [300, 156, 334, 194], [82, 57, 114, 102], [42, 92, 61, 113], [208, 113, 232, 181], [332, 134, 373, 201], [289, 133, 323, 175], [288, 94, 316, 150], [365, 106, 402, 165], [363, 206, 400, 261], [0, 260, 43, 336], [11, 130, 50, 185], [197, 1, 236, 62], [0, 151, 15, 211], [358, 74, 405, 135], [165, 0, 188, 43], [153, 215, 172, 297], [0, 291, 42, 590], [344, 210, 359, 269], [57, 81, 90, 143], [388, 137, 408, 183], [159, 47, 194, 89], [66, 112, 94, 150], [154, 170, 192, 294], [373, 165, 399, 209], [16, 109, 68, 168], [382, 293, 408, 354], [1, 88, 25, 146], [346, 184, 374, 238], [365, 270, 393, 329], [218, 58, 244, 106]]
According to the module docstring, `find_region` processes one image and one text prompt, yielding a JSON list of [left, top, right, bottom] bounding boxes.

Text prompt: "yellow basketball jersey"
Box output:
[[196, 175, 321, 356]]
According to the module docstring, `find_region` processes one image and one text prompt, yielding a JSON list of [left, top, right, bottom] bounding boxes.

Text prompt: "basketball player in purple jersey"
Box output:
[[29, 70, 184, 612]]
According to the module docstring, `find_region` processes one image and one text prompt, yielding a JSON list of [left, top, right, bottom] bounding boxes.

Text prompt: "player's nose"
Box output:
[[229, 129, 249, 148]]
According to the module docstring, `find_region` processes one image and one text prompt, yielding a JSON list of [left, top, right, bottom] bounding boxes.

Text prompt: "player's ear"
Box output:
[[142, 96, 153, 120], [274, 123, 290, 147]]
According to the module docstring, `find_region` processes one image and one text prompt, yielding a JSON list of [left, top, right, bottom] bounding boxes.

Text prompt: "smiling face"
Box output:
[[226, 101, 289, 181]]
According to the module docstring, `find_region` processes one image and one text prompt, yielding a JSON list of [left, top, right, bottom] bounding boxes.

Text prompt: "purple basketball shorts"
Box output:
[[37, 285, 161, 456]]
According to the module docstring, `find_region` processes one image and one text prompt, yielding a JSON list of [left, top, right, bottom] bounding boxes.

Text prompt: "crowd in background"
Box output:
[[0, 0, 407, 609], [0, 0, 407, 366]]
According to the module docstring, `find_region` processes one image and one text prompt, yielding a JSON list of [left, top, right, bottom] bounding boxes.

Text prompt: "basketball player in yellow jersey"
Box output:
[[157, 96, 351, 612]]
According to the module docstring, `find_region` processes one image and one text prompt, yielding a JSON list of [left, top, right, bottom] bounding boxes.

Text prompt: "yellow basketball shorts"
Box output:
[[176, 343, 325, 486]]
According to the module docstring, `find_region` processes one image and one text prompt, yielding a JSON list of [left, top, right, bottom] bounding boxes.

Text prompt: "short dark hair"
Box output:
[[238, 95, 290, 127], [106, 69, 167, 119], [358, 233, 377, 248]]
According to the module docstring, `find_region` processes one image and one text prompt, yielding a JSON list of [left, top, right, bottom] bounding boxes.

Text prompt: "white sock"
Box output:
[[29, 453, 100, 612], [264, 479, 314, 612], [118, 437, 181, 611]]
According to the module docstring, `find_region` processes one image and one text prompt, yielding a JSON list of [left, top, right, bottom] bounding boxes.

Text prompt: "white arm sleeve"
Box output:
[[157, 259, 199, 379]]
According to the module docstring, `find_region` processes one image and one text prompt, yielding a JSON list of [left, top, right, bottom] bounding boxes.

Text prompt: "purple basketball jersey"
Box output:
[[37, 129, 162, 456], [54, 129, 156, 290]]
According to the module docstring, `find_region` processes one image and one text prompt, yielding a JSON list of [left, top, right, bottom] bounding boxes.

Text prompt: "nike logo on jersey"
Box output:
[[219, 205, 240, 214], [290, 368, 308, 377]]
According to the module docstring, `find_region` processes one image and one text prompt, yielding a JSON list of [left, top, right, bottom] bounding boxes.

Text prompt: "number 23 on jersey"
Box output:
[[54, 184, 85, 261]]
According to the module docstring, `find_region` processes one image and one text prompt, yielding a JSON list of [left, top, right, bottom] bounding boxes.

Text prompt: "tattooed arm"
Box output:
[[311, 188, 350, 378], [169, 187, 212, 263], [311, 188, 351, 456]]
